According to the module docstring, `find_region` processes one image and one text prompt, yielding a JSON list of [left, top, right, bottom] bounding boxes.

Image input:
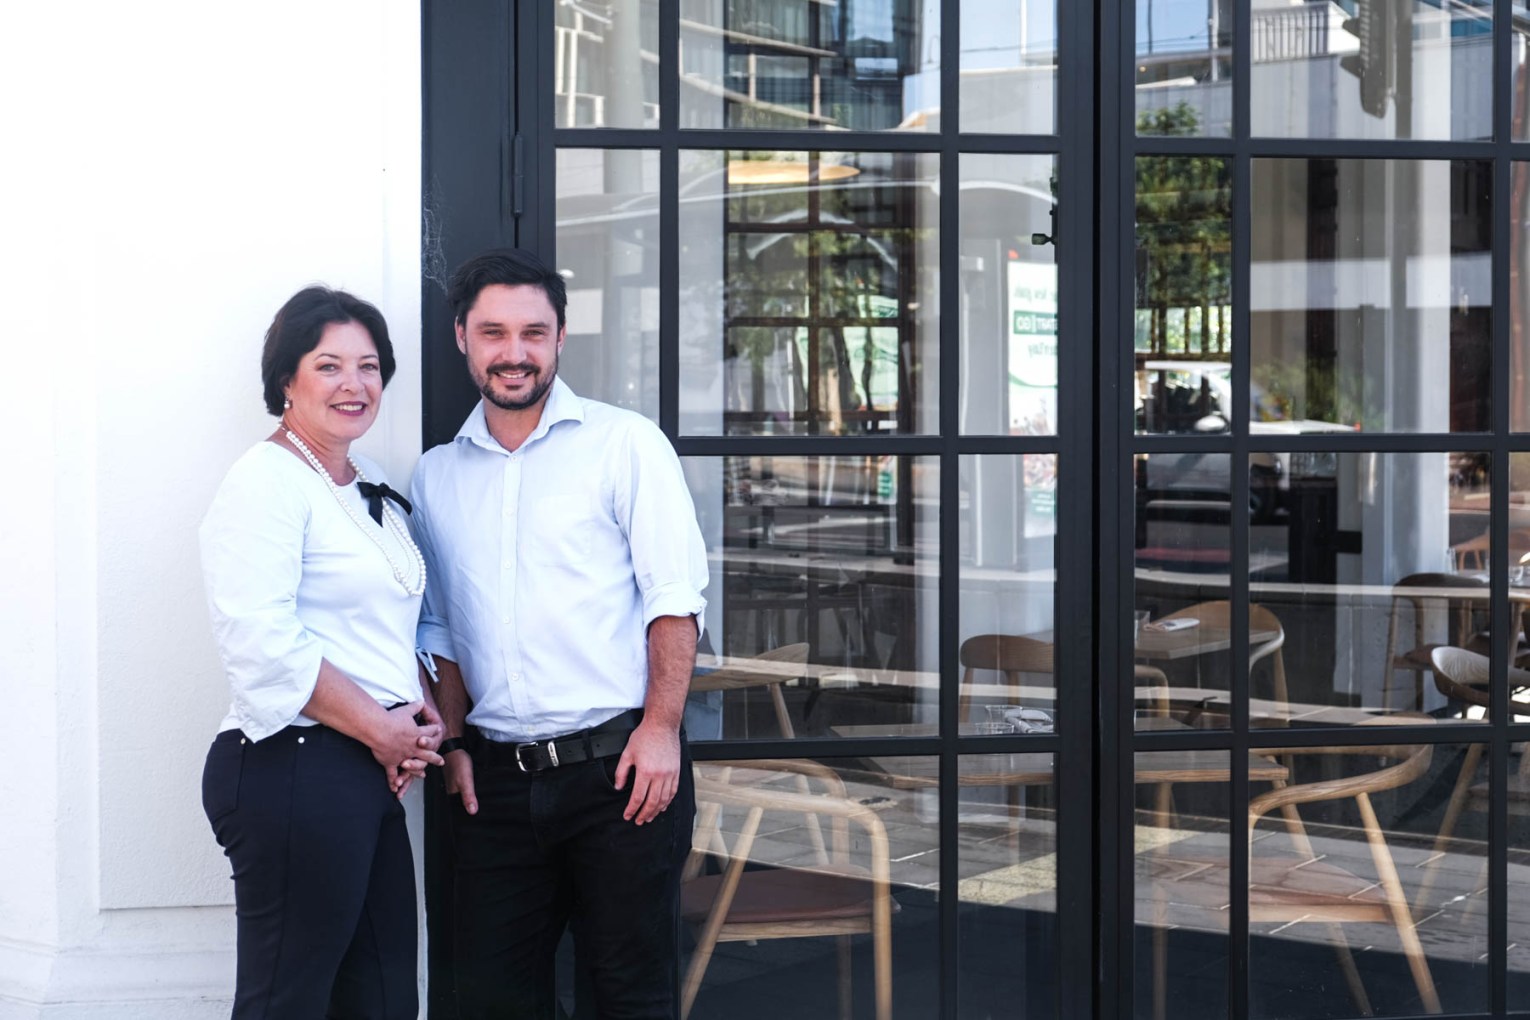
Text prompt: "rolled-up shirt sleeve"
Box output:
[[198, 457, 324, 742], [618, 421, 709, 634], [409, 462, 457, 663]]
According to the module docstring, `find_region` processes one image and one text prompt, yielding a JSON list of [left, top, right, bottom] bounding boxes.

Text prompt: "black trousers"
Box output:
[[202, 725, 418, 1020], [452, 734, 695, 1020]]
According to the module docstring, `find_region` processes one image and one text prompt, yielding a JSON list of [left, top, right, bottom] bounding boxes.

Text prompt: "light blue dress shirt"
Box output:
[[410, 380, 708, 742]]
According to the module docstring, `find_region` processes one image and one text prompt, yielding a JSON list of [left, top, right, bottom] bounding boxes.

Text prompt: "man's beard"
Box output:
[[476, 355, 558, 411]]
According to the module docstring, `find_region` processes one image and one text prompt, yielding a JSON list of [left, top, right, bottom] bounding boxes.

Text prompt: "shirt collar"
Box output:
[[455, 377, 585, 455]]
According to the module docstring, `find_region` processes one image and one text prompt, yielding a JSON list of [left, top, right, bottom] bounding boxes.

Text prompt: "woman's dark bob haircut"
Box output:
[[260, 286, 395, 416]]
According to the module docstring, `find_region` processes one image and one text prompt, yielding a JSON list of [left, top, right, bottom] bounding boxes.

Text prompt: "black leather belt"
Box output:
[[473, 708, 643, 773]]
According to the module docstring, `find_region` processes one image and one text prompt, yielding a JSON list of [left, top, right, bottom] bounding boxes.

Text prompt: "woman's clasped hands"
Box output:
[[370, 701, 445, 798]]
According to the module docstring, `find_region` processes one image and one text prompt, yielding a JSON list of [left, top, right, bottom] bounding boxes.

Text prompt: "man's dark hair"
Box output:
[[260, 286, 395, 416], [446, 248, 567, 331]]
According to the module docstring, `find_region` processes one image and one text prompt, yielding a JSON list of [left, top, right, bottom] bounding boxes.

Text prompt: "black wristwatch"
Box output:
[[439, 737, 468, 756]]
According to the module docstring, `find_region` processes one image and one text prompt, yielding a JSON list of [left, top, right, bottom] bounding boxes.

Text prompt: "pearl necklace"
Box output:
[[284, 429, 427, 597]]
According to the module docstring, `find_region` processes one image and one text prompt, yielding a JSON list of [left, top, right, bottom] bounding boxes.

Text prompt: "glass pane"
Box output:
[[679, 0, 939, 131], [1249, 741, 1487, 1017], [678, 150, 939, 436], [1516, 3, 1530, 141], [1514, 164, 1530, 429], [959, 455, 1058, 733], [1134, 156, 1233, 436], [1134, 749, 1229, 1020], [1248, 451, 1494, 725], [1251, 159, 1491, 434], [1134, 453, 1234, 730], [682, 455, 938, 741], [958, 756, 1058, 1018], [1251, 0, 1491, 140], [960, 155, 1059, 436], [686, 758, 938, 1017], [554, 149, 660, 418], [1136, 0, 1233, 138], [1509, 736, 1530, 1004], [555, 0, 659, 128], [961, 0, 1057, 134]]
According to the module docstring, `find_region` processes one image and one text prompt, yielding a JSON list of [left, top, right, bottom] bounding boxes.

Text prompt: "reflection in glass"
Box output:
[[1134, 452, 1233, 723], [679, 0, 940, 131], [1251, 159, 1491, 434], [1248, 452, 1494, 723], [686, 758, 937, 1017], [960, 0, 1057, 134], [1509, 731, 1530, 1004], [960, 155, 1059, 436], [1134, 750, 1229, 1020], [1517, 5, 1530, 141], [1134, 156, 1232, 436], [958, 757, 1057, 1019], [1136, 0, 1233, 138], [678, 150, 939, 436], [554, 149, 660, 418], [555, 0, 659, 128], [1249, 740, 1486, 1018], [1251, 0, 1491, 141], [959, 456, 1058, 733], [682, 456, 938, 740], [1515, 164, 1530, 429]]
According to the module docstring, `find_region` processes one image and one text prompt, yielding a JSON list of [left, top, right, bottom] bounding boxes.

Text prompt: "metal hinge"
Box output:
[[510, 133, 524, 219]]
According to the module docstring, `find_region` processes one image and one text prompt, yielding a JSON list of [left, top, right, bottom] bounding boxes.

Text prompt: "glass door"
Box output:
[[522, 1, 1097, 1017]]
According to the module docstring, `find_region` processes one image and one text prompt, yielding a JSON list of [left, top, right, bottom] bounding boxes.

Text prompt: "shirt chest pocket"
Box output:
[[524, 492, 601, 565]]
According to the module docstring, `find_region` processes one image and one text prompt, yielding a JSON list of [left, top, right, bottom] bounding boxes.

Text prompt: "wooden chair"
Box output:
[[1245, 716, 1441, 1014], [680, 760, 897, 1020], [959, 633, 1170, 726], [1449, 527, 1530, 572], [1411, 647, 1530, 913], [690, 643, 810, 738], [1381, 573, 1489, 712], [1152, 601, 1288, 725]]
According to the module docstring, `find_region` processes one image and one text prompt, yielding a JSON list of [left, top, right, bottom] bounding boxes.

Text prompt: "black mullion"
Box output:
[[936, 0, 960, 1014], [1250, 138, 1496, 160], [668, 128, 949, 152], [1109, 0, 1135, 1015], [1229, 2, 1252, 1018], [658, 0, 678, 437], [938, 134, 1060, 155], [1494, 1, 1513, 1013], [1244, 433, 1492, 454], [1057, 0, 1097, 1017], [518, 0, 555, 253]]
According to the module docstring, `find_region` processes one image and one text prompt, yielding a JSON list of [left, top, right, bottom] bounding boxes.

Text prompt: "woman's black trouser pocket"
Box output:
[[201, 730, 245, 838]]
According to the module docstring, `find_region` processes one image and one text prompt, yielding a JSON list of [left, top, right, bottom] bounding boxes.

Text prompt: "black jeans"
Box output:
[[202, 725, 418, 1020], [452, 734, 695, 1020]]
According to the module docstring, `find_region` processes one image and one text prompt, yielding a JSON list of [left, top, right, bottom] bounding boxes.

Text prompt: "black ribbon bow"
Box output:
[[357, 481, 412, 525]]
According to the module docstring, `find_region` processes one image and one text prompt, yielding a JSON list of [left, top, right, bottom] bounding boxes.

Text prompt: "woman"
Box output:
[[199, 286, 442, 1019]]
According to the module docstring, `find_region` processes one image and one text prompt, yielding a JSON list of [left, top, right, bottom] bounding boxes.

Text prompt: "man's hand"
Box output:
[[613, 720, 680, 825], [444, 748, 479, 815]]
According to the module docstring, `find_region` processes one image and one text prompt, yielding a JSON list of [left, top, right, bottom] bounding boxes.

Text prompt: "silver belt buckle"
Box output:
[[514, 740, 559, 772]]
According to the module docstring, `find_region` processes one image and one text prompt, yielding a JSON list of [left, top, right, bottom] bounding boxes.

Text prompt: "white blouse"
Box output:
[[200, 441, 424, 741]]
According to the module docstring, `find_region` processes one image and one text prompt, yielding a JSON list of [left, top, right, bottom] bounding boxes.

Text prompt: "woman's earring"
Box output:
[[283, 398, 292, 410]]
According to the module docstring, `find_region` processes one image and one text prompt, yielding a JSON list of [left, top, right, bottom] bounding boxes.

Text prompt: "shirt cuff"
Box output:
[[232, 647, 323, 743], [641, 583, 707, 635], [416, 618, 457, 662]]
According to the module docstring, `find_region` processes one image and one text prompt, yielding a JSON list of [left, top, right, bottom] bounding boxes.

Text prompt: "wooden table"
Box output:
[[832, 720, 1289, 791]]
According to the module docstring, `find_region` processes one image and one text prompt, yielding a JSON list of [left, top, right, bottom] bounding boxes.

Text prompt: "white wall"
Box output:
[[0, 2, 423, 1015]]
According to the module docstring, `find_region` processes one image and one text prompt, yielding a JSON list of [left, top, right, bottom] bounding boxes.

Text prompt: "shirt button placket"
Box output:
[[502, 455, 522, 708]]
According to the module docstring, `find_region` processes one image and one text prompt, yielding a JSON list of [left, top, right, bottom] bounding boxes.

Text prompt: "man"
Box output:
[[411, 248, 709, 1019]]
